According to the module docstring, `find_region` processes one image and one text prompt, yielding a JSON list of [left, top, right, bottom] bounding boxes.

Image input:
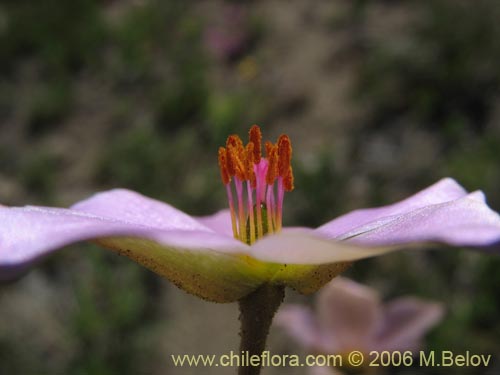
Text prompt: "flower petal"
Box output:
[[317, 278, 381, 352], [0, 206, 272, 302], [275, 305, 330, 352], [249, 230, 389, 294], [317, 178, 468, 239], [252, 188, 500, 266], [195, 209, 234, 237], [71, 189, 213, 232], [250, 190, 500, 292], [341, 194, 500, 248], [250, 231, 396, 264], [249, 191, 500, 293], [375, 297, 444, 352]]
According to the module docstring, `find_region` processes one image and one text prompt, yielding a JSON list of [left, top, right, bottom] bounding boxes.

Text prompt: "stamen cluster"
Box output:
[[218, 125, 294, 244]]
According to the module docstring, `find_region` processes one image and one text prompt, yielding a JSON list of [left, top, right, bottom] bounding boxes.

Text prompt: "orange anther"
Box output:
[[226, 134, 243, 148], [266, 145, 279, 185], [218, 147, 230, 185], [225, 151, 235, 177], [265, 141, 274, 158], [249, 125, 262, 163], [228, 145, 246, 181], [277, 134, 292, 177], [283, 166, 294, 191], [225, 135, 243, 175], [245, 142, 256, 187], [226, 135, 244, 156]]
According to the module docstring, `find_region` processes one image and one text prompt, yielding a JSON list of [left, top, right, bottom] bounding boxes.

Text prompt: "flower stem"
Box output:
[[238, 284, 285, 375]]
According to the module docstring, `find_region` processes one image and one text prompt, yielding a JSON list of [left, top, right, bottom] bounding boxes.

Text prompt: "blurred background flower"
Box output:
[[276, 277, 444, 364], [1, 0, 500, 374]]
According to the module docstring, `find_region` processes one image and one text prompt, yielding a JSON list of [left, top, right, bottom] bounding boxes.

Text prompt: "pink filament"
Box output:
[[224, 157, 288, 243]]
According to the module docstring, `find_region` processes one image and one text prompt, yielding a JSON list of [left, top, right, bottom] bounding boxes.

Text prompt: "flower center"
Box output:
[[218, 125, 294, 244]]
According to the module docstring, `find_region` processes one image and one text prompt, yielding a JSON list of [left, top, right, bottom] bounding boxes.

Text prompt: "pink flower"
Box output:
[[276, 277, 444, 356], [1, 125, 499, 303]]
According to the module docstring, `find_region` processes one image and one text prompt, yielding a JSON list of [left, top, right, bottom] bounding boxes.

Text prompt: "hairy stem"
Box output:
[[238, 284, 285, 375]]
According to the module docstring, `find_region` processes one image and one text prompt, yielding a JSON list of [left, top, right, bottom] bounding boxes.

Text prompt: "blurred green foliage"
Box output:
[[19, 148, 61, 202], [446, 136, 500, 207], [349, 1, 500, 369], [68, 248, 161, 375], [0, 0, 105, 73], [356, 0, 500, 138], [27, 79, 73, 136], [290, 153, 346, 228], [97, 125, 222, 215]]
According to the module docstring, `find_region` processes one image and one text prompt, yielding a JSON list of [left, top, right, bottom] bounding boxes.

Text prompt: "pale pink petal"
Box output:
[[317, 178, 468, 239], [0, 206, 245, 266], [375, 297, 444, 352], [275, 305, 331, 353], [317, 278, 381, 352], [195, 209, 233, 237], [250, 232, 396, 264], [71, 189, 213, 232], [245, 189, 493, 295], [0, 206, 264, 303], [341, 194, 500, 247], [250, 186, 500, 265]]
